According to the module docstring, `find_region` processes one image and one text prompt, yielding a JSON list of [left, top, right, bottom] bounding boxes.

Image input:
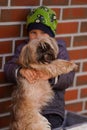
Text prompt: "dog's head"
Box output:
[[19, 37, 59, 68]]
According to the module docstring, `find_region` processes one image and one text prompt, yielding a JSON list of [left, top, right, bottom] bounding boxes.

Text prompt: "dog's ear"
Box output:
[[19, 45, 31, 68], [49, 37, 59, 58]]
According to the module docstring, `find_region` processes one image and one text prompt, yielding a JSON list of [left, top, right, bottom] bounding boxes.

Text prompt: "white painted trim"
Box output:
[[0, 97, 11, 102], [0, 83, 13, 87], [0, 112, 10, 117], [65, 98, 87, 105], [8, 0, 11, 7], [67, 46, 87, 50], [0, 127, 9, 130], [0, 5, 87, 9]]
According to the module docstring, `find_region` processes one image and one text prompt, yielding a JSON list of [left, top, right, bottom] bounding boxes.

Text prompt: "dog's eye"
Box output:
[[39, 42, 51, 51]]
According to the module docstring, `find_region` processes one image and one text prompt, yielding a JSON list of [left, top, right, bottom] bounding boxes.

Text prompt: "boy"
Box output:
[[4, 6, 75, 129]]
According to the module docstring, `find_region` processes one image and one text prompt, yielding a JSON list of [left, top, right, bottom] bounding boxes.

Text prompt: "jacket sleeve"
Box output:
[[52, 40, 75, 90], [4, 43, 26, 83]]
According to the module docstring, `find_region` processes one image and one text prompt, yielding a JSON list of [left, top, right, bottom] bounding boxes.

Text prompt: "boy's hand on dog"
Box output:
[[20, 68, 38, 83], [19, 68, 50, 83]]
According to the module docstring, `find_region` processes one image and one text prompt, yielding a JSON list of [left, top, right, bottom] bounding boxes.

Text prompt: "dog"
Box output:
[[11, 37, 78, 130]]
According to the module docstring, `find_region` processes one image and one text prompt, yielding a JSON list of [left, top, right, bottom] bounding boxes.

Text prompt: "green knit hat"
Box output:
[[26, 6, 58, 36]]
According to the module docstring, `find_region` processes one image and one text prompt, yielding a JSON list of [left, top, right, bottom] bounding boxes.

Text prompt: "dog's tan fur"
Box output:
[[11, 37, 78, 130]]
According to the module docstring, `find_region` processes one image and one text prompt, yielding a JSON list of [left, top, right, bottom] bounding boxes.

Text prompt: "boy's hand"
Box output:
[[19, 68, 50, 83], [19, 68, 38, 83]]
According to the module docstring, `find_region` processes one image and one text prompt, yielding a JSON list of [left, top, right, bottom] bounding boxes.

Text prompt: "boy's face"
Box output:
[[29, 29, 50, 40]]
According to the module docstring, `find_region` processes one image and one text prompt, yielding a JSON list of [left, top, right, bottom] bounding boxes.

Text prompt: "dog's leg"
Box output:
[[26, 112, 51, 130], [30, 59, 78, 78]]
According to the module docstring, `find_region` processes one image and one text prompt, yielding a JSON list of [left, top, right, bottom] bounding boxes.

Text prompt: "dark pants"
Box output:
[[44, 114, 64, 129]]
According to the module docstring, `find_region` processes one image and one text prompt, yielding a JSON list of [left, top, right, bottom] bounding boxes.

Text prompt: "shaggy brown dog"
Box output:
[[11, 37, 78, 130]]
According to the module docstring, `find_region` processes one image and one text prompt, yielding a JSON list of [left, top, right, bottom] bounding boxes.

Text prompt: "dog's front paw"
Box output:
[[70, 61, 78, 71]]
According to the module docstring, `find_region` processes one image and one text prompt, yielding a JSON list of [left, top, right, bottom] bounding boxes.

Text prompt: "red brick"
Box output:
[[0, 85, 13, 98], [83, 62, 87, 72], [56, 37, 71, 47], [23, 24, 28, 37], [63, 8, 87, 20], [85, 101, 87, 110], [11, 0, 39, 6], [5, 56, 13, 63], [82, 113, 87, 116], [76, 75, 87, 86], [73, 35, 87, 47], [0, 100, 12, 114], [71, 0, 87, 5], [56, 22, 78, 34], [0, 57, 2, 69], [52, 8, 60, 19], [0, 115, 10, 128], [0, 0, 8, 6], [0, 72, 6, 84], [0, 25, 20, 38], [80, 88, 87, 98], [68, 49, 87, 60], [65, 89, 78, 101], [76, 63, 80, 72], [81, 22, 87, 32], [43, 0, 68, 5], [0, 41, 12, 54], [1, 9, 30, 22], [65, 102, 83, 112], [15, 39, 26, 49]]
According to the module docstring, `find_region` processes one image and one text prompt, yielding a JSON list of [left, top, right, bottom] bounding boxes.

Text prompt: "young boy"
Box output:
[[4, 6, 75, 129]]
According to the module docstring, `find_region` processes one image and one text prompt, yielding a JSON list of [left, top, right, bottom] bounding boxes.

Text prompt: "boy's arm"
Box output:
[[49, 40, 75, 90], [4, 43, 25, 83]]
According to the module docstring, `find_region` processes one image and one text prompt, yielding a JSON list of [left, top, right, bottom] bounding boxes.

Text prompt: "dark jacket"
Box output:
[[4, 39, 75, 119]]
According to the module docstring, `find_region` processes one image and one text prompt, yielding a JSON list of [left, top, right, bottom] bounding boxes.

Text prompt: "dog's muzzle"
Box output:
[[36, 42, 55, 64]]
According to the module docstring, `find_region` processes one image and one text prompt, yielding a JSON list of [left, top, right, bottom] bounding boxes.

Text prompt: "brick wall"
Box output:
[[0, 0, 87, 129]]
